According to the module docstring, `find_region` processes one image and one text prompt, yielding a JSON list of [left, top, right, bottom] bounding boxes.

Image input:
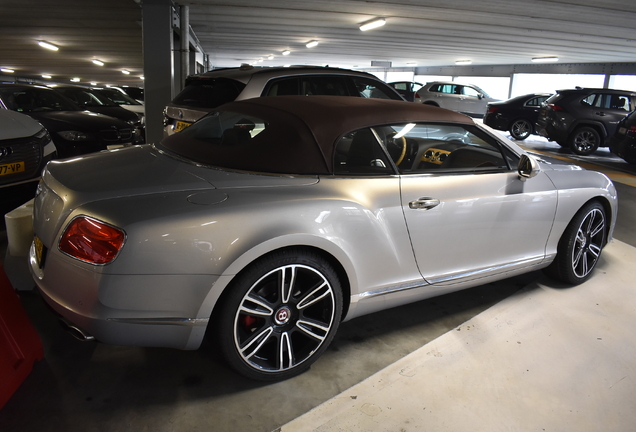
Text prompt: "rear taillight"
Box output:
[[414, 92, 420, 99], [627, 124, 636, 137], [486, 106, 498, 114], [59, 216, 126, 264], [547, 103, 564, 112]]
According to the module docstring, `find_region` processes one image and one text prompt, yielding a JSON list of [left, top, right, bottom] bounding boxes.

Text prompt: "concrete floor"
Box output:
[[1, 136, 635, 431]]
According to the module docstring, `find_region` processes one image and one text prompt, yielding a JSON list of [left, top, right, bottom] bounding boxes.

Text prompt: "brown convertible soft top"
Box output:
[[160, 95, 473, 175]]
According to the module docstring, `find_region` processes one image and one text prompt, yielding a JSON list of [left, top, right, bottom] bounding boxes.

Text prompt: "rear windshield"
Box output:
[[173, 78, 246, 108], [158, 109, 327, 174]]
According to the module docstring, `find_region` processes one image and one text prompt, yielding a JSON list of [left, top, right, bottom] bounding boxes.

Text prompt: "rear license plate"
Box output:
[[0, 161, 25, 176], [34, 235, 44, 268], [174, 120, 192, 132]]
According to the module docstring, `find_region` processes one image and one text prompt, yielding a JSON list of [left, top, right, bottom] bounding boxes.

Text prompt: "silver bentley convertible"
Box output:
[[29, 96, 617, 380]]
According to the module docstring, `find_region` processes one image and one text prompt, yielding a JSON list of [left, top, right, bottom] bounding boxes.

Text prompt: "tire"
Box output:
[[509, 119, 532, 140], [217, 249, 343, 381], [570, 127, 601, 155], [543, 201, 606, 285]]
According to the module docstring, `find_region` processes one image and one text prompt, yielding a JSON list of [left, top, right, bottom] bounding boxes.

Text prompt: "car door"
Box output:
[[427, 83, 460, 111], [457, 85, 485, 116], [380, 122, 558, 285]]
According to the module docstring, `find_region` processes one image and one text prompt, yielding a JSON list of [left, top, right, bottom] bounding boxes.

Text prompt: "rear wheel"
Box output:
[[543, 201, 606, 284], [509, 119, 532, 140], [570, 127, 601, 155], [217, 249, 343, 381]]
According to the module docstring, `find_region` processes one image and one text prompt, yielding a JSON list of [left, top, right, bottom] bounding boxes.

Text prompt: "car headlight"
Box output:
[[57, 131, 93, 141]]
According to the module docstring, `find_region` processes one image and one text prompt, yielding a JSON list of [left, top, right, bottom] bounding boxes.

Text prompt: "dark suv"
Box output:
[[536, 88, 636, 155], [163, 65, 403, 136]]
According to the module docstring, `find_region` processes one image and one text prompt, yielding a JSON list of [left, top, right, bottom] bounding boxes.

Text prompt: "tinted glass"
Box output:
[[351, 77, 402, 100], [0, 87, 79, 112], [56, 87, 118, 107], [172, 78, 246, 108], [333, 128, 394, 175], [526, 96, 549, 106]]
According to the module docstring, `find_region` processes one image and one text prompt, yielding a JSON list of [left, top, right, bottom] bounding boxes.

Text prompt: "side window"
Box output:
[[264, 77, 300, 96], [373, 123, 511, 173], [526, 96, 548, 107], [393, 83, 408, 91], [609, 94, 630, 111], [300, 76, 349, 96], [582, 94, 603, 107], [333, 128, 393, 175], [350, 77, 398, 99], [462, 86, 481, 97]]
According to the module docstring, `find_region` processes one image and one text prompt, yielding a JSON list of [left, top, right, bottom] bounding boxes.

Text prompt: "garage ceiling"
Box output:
[[1, 0, 636, 87]]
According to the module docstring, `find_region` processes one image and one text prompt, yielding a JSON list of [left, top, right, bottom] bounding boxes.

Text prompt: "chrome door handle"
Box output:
[[409, 198, 440, 210]]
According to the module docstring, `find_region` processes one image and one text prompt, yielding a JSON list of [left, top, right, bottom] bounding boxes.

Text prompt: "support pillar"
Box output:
[[142, 0, 175, 143]]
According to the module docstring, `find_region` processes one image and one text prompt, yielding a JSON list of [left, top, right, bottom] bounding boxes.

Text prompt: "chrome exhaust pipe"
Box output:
[[58, 318, 95, 342]]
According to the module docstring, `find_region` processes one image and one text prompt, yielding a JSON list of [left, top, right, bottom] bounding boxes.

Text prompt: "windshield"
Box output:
[[93, 88, 142, 105], [55, 87, 119, 107], [0, 87, 79, 112]]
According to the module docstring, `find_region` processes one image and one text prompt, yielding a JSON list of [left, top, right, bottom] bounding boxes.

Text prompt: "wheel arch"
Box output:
[[568, 121, 608, 140]]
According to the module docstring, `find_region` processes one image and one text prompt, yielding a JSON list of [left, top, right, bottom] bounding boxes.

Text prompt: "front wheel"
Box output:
[[217, 249, 343, 381], [570, 127, 601, 155], [543, 201, 607, 284], [509, 119, 532, 140]]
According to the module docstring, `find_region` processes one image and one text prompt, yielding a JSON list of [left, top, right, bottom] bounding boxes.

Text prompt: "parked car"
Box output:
[[483, 93, 552, 140], [163, 64, 404, 136], [0, 108, 55, 188], [0, 84, 136, 158], [415, 81, 499, 117], [536, 88, 636, 155], [120, 86, 144, 104], [30, 96, 616, 381], [388, 81, 423, 102], [52, 85, 144, 143], [92, 87, 145, 116], [609, 109, 636, 164]]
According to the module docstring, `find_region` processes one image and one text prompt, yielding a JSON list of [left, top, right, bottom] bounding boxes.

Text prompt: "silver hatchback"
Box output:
[[163, 65, 403, 136]]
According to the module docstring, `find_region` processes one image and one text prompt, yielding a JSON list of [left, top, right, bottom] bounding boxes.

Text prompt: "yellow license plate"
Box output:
[[0, 161, 25, 176], [34, 235, 44, 268], [174, 121, 192, 132]]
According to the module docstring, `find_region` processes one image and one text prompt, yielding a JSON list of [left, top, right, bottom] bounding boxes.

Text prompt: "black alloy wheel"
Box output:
[[217, 249, 343, 381], [543, 201, 606, 284], [509, 119, 532, 140], [570, 127, 601, 155]]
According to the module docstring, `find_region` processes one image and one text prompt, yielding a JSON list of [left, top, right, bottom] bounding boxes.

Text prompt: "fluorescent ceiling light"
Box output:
[[282, 50, 291, 56], [455, 60, 472, 65], [140, 76, 144, 80], [92, 59, 104, 66], [70, 77, 80, 82], [360, 18, 386, 31], [90, 82, 97, 86], [122, 69, 130, 74], [306, 40, 319, 48], [42, 74, 52, 79], [532, 56, 559, 63], [1, 68, 15, 73], [38, 41, 59, 51], [406, 62, 417, 66], [268, 55, 274, 60]]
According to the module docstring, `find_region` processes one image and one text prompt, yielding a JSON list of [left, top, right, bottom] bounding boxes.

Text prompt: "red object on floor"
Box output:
[[0, 264, 44, 409]]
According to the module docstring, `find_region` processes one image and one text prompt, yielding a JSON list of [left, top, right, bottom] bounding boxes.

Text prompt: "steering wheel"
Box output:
[[387, 134, 408, 166]]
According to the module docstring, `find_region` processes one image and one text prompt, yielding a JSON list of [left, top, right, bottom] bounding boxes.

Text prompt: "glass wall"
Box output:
[[609, 75, 636, 92]]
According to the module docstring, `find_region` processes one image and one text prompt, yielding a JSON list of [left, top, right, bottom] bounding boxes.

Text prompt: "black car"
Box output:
[[483, 93, 552, 140], [536, 88, 636, 155], [0, 84, 136, 158], [609, 109, 636, 164], [53, 85, 144, 143]]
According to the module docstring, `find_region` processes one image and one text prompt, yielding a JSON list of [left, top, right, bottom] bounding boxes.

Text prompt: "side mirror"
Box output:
[[518, 154, 540, 181], [478, 93, 484, 100]]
